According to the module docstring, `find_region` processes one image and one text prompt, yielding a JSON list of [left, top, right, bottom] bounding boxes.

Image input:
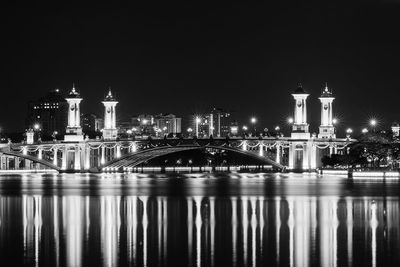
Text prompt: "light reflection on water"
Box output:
[[0, 173, 399, 267]]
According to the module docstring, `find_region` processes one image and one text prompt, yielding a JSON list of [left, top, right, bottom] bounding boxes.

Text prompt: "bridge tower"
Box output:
[[64, 84, 84, 142], [318, 83, 335, 138], [291, 83, 310, 139], [102, 88, 118, 140], [289, 83, 315, 170]]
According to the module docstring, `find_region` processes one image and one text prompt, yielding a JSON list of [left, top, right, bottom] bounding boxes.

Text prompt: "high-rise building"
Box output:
[[209, 108, 231, 137], [154, 114, 181, 136], [26, 89, 68, 137]]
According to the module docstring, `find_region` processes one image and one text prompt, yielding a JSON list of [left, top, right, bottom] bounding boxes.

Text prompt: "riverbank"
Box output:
[[0, 169, 58, 175], [320, 169, 400, 178]]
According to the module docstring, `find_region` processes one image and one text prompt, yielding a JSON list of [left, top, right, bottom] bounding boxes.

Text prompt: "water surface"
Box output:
[[0, 173, 399, 267]]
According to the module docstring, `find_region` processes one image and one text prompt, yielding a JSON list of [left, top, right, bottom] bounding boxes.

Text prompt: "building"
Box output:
[[191, 108, 233, 138], [81, 113, 100, 136], [209, 108, 232, 137], [154, 113, 181, 136], [26, 89, 68, 138], [131, 114, 155, 136]]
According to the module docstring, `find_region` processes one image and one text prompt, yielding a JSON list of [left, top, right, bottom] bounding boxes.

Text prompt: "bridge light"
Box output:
[[362, 128, 368, 134], [195, 117, 201, 123], [250, 117, 257, 124], [187, 127, 193, 133], [332, 118, 338, 125], [275, 126, 280, 131], [242, 126, 248, 131], [346, 128, 353, 134], [33, 123, 40, 130], [370, 119, 377, 127], [287, 117, 294, 124]]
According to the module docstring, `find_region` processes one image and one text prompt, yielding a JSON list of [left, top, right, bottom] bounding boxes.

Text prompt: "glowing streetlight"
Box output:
[[332, 118, 338, 125], [275, 126, 280, 131], [242, 126, 248, 131], [195, 116, 201, 137], [250, 117, 257, 124], [346, 128, 353, 134], [287, 117, 294, 124], [33, 123, 40, 130], [370, 119, 377, 127], [362, 128, 368, 134]]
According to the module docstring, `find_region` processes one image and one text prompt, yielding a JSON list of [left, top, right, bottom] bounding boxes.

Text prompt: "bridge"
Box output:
[[0, 136, 352, 173], [0, 83, 355, 173]]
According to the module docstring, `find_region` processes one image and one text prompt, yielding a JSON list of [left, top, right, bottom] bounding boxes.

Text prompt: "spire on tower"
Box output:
[[104, 87, 116, 101], [321, 82, 333, 97], [294, 82, 306, 94], [68, 83, 80, 97]]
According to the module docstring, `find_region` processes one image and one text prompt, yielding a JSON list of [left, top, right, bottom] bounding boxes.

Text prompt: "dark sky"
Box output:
[[2, 2, 400, 134]]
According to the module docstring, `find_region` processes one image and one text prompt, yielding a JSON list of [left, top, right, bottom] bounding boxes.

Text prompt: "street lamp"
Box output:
[[346, 128, 353, 138], [287, 117, 294, 124], [332, 118, 338, 125], [370, 119, 377, 132], [250, 117, 257, 135], [195, 116, 201, 137], [362, 128, 368, 134]]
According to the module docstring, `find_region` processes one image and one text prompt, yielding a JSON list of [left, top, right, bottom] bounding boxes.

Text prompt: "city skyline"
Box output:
[[2, 2, 400, 132]]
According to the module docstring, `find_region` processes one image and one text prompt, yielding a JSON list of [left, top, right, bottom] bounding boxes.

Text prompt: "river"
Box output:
[[0, 172, 399, 267]]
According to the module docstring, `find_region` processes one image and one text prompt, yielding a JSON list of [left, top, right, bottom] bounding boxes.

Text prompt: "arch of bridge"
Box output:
[[101, 144, 285, 171], [0, 150, 61, 171]]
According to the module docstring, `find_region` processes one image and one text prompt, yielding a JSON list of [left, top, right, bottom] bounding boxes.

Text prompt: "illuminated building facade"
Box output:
[[26, 89, 68, 137], [102, 89, 118, 140], [154, 113, 182, 136]]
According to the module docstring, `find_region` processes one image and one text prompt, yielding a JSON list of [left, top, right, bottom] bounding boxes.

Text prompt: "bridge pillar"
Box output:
[[116, 145, 121, 159], [242, 140, 247, 151], [259, 142, 264, 157], [38, 148, 43, 160], [329, 146, 333, 156], [100, 146, 105, 165], [130, 142, 137, 153], [53, 148, 58, 166], [22, 147, 27, 155], [276, 144, 281, 165], [84, 146, 90, 170], [74, 146, 81, 170], [62, 146, 67, 170]]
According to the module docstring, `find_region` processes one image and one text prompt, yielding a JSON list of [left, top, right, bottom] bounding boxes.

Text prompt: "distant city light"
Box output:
[[33, 123, 40, 130], [346, 128, 353, 134], [126, 129, 132, 134], [362, 128, 368, 134], [242, 126, 248, 131], [287, 117, 294, 124], [370, 119, 377, 127], [332, 118, 338, 124], [142, 119, 148, 125], [275, 126, 280, 131], [195, 117, 201, 123], [250, 117, 257, 124], [187, 128, 193, 133]]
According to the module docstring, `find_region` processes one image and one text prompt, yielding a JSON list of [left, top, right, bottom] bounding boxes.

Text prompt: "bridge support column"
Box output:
[[242, 141, 247, 151], [74, 146, 81, 171], [38, 148, 43, 160], [131, 142, 137, 153], [276, 144, 281, 165], [22, 147, 27, 155], [259, 143, 264, 157], [310, 143, 317, 169], [62, 146, 67, 170], [100, 146, 105, 165], [329, 146, 333, 156], [53, 148, 58, 166], [116, 145, 121, 159], [84, 146, 90, 170]]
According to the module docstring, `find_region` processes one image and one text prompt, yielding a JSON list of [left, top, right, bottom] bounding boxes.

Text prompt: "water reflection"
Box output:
[[0, 177, 399, 266]]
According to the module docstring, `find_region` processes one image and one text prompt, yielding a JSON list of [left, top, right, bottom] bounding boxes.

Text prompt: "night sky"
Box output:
[[2, 2, 400, 134]]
